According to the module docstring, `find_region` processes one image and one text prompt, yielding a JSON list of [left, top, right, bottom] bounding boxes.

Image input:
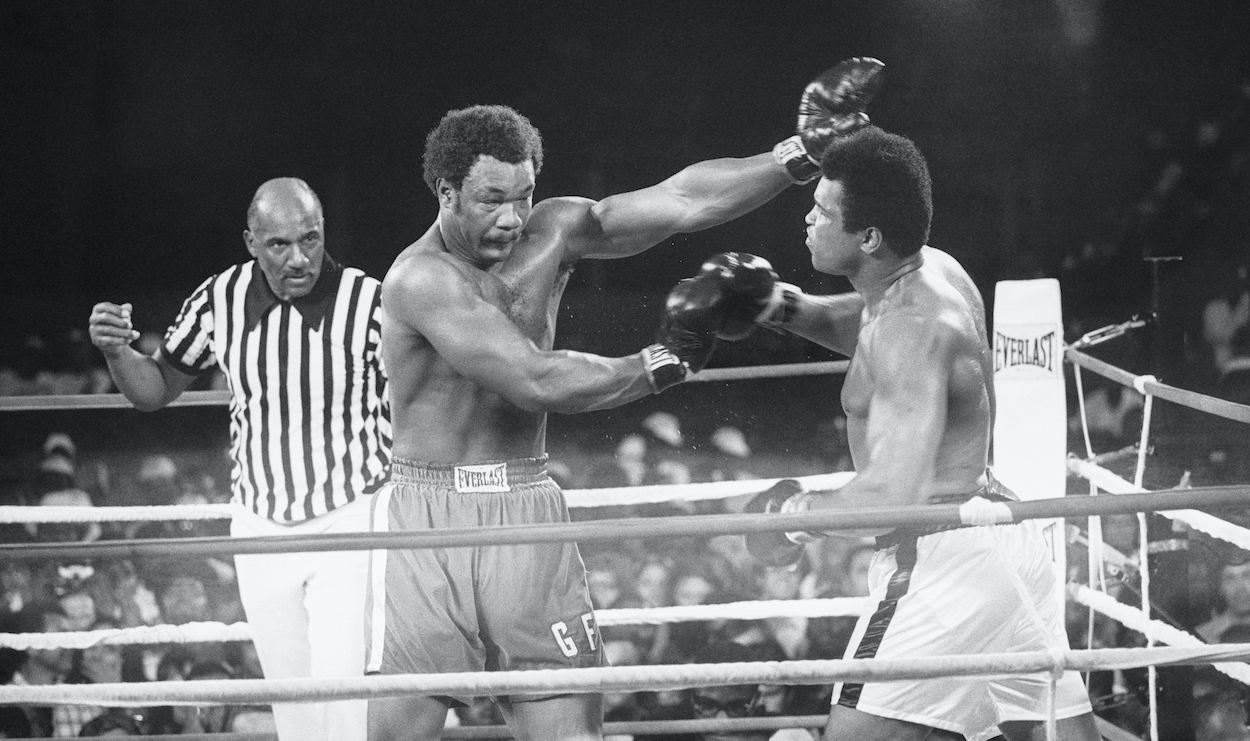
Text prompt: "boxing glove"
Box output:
[[754, 281, 802, 332], [693, 252, 779, 341], [742, 479, 822, 568], [642, 278, 722, 392], [774, 57, 885, 184]]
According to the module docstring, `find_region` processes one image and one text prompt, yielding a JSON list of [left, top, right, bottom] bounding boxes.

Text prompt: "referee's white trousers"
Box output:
[[232, 494, 373, 741]]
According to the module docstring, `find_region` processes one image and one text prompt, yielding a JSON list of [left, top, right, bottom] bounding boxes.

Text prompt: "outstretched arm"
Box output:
[[759, 284, 865, 357], [579, 153, 793, 258], [564, 58, 885, 260]]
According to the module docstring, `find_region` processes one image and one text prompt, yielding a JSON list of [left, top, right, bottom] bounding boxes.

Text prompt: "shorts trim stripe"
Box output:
[[838, 535, 919, 708], [365, 483, 394, 674]]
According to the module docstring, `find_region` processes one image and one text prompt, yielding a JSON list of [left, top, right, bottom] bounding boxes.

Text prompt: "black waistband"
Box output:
[[874, 471, 1014, 550]]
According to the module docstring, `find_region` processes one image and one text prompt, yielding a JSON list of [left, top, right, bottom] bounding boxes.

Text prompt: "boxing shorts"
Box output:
[[833, 472, 1093, 741], [364, 457, 603, 706]]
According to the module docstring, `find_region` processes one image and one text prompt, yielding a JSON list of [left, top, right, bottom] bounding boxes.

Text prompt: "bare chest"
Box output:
[[841, 355, 872, 419], [478, 257, 572, 345]]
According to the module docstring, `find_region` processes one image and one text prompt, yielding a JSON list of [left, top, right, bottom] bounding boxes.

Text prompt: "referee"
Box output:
[[88, 177, 390, 741]]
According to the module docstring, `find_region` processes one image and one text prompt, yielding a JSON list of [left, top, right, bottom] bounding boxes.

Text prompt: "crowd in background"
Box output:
[[1, 371, 1250, 738], [0, 175, 1248, 738]]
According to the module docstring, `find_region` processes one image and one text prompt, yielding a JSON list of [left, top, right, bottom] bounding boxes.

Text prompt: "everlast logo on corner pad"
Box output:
[[454, 463, 509, 493], [994, 324, 1059, 380]]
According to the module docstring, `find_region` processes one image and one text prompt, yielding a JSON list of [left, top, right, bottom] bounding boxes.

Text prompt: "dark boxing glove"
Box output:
[[642, 277, 722, 392], [697, 252, 779, 341], [743, 479, 822, 568], [774, 57, 885, 184]]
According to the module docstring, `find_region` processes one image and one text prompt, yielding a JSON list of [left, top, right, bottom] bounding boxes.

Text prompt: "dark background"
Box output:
[[2, 0, 1249, 458]]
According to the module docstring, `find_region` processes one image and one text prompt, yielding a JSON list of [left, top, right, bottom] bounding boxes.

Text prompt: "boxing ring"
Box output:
[[3, 327, 1250, 741]]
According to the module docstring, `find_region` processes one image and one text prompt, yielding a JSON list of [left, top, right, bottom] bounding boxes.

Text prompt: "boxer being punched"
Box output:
[[365, 58, 883, 741], [730, 127, 1100, 741]]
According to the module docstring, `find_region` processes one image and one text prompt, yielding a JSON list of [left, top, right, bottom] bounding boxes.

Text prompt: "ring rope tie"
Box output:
[[1065, 347, 1250, 423]]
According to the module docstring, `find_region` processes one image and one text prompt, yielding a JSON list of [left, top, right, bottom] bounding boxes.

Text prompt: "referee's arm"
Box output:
[[104, 347, 197, 412], [89, 300, 197, 411]]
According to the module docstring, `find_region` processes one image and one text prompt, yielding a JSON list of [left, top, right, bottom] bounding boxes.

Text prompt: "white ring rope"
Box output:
[[1067, 457, 1250, 551], [0, 473, 860, 523], [0, 598, 874, 651], [1069, 584, 1250, 685], [4, 646, 1250, 707]]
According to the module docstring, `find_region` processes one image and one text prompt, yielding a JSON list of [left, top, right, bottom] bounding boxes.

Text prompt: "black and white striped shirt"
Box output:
[[161, 257, 391, 523]]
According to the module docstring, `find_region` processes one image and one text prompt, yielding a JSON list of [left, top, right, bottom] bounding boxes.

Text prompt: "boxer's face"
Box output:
[[245, 199, 325, 301], [806, 178, 869, 276], [440, 155, 534, 267]]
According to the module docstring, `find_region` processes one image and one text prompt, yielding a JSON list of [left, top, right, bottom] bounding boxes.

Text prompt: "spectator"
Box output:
[[77, 707, 144, 737], [33, 481, 102, 548], [1197, 550, 1250, 643], [0, 333, 50, 396], [634, 557, 675, 664], [1193, 689, 1250, 741], [615, 434, 650, 487], [6, 601, 73, 737], [43, 328, 114, 396], [53, 619, 128, 737], [699, 426, 757, 484], [169, 661, 238, 734], [1, 561, 36, 616], [0, 706, 33, 738], [230, 705, 279, 734], [58, 588, 97, 633], [663, 558, 736, 666], [639, 639, 785, 741], [1201, 262, 1250, 378]]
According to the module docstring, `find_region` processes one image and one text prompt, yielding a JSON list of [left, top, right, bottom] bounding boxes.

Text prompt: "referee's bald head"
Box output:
[[247, 178, 323, 230]]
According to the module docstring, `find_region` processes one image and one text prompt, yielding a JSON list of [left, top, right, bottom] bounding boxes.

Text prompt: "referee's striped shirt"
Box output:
[[160, 256, 391, 523]]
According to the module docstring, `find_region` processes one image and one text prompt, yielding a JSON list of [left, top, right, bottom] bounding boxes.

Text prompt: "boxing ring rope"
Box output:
[[0, 598, 874, 651], [7, 644, 1250, 707], [1065, 347, 1250, 423], [5, 483, 1249, 561], [0, 361, 852, 412], [5, 338, 1250, 741], [0, 472, 860, 524]]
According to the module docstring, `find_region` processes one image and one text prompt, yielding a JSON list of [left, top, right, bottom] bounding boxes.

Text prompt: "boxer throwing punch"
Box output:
[[365, 58, 882, 741], [710, 126, 1101, 740]]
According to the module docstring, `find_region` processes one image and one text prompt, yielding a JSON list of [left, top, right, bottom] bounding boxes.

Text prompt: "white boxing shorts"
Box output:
[[834, 519, 1093, 741]]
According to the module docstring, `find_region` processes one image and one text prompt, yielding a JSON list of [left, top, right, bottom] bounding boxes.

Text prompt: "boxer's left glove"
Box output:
[[743, 479, 822, 568], [774, 57, 885, 184], [642, 276, 723, 392]]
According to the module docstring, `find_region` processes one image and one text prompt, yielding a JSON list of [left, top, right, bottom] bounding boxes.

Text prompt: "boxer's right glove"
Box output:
[[774, 57, 885, 184], [743, 479, 822, 568]]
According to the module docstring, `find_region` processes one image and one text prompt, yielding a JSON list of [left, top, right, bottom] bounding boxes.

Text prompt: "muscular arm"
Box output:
[[564, 153, 792, 259], [811, 314, 955, 516], [387, 260, 655, 413], [782, 291, 865, 357]]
